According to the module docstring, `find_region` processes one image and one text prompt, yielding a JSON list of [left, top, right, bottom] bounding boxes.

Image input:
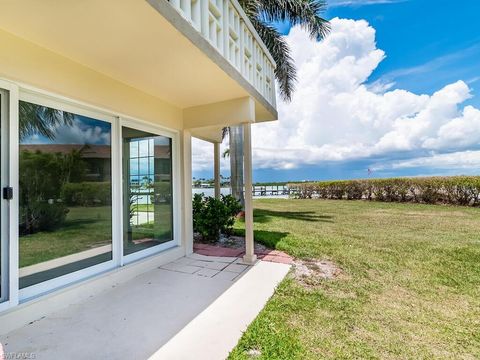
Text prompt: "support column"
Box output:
[[243, 122, 257, 264], [182, 130, 194, 255], [214, 142, 221, 199]]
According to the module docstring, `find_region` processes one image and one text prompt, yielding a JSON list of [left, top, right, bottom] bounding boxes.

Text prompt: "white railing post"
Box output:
[[240, 20, 245, 77], [165, 0, 277, 108], [223, 0, 229, 59], [200, 0, 209, 37], [180, 0, 192, 19]]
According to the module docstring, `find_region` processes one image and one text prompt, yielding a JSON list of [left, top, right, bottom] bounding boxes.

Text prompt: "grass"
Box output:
[[19, 206, 112, 268], [131, 204, 153, 212], [19, 204, 172, 268], [229, 199, 480, 359]]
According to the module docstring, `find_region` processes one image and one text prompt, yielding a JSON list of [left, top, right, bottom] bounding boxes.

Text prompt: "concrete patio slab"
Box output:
[[150, 260, 290, 360], [1, 257, 290, 360]]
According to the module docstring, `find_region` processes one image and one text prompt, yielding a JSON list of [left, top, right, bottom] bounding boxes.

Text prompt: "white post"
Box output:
[[243, 122, 256, 264], [182, 130, 194, 255], [214, 142, 221, 199]]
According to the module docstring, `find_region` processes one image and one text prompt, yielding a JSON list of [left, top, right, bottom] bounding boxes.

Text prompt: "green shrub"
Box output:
[[62, 182, 111, 206], [288, 176, 480, 207], [20, 201, 69, 234], [192, 194, 242, 241]]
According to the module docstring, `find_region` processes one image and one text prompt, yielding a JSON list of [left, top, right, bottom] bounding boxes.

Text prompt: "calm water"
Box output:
[[193, 187, 288, 199], [193, 187, 230, 197]]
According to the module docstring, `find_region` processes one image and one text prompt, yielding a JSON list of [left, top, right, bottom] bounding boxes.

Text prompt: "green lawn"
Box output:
[[230, 199, 480, 359], [19, 206, 112, 268], [19, 204, 172, 268]]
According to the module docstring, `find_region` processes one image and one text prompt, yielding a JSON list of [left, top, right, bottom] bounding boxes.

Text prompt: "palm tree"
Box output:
[[19, 101, 74, 140], [226, 0, 330, 205]]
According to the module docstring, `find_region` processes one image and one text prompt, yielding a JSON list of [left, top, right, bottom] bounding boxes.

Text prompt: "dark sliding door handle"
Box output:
[[3, 186, 13, 200]]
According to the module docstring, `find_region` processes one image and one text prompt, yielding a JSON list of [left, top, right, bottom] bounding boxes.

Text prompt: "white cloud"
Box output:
[[193, 17, 480, 175], [328, 0, 406, 7], [375, 150, 480, 170], [249, 18, 480, 171], [192, 137, 230, 173], [54, 118, 111, 145]]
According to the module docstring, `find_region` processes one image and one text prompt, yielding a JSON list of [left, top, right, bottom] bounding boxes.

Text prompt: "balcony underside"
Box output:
[[0, 0, 276, 122]]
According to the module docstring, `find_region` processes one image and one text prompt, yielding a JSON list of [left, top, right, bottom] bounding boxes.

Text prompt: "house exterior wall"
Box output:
[[0, 29, 183, 131], [0, 0, 275, 331], [0, 30, 198, 322]]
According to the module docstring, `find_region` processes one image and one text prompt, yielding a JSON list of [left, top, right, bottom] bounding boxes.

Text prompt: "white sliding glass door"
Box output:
[[0, 81, 180, 309], [122, 124, 176, 262], [0, 88, 9, 306], [18, 96, 115, 299]]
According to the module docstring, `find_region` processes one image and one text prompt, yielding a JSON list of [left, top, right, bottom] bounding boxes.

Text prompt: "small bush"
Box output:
[[193, 194, 242, 241], [20, 201, 69, 234], [288, 176, 480, 207]]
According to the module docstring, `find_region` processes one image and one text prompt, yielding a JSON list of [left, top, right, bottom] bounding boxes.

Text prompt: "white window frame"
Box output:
[[0, 79, 19, 312], [17, 90, 118, 302], [0, 80, 182, 308], [120, 117, 181, 266]]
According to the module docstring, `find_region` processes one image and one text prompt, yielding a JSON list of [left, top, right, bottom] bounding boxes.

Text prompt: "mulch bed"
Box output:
[[193, 235, 293, 264]]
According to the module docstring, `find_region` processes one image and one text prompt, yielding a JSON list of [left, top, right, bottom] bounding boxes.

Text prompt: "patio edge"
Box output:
[[148, 260, 291, 360]]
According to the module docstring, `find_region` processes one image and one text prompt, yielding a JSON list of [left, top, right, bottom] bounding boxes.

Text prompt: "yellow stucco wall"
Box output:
[[0, 29, 183, 130]]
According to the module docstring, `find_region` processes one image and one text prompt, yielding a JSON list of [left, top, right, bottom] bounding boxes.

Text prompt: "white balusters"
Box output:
[[241, 22, 254, 83], [167, 0, 276, 107], [224, 2, 241, 71]]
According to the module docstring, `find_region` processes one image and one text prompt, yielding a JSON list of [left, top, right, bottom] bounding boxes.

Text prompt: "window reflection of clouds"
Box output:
[[22, 115, 111, 146]]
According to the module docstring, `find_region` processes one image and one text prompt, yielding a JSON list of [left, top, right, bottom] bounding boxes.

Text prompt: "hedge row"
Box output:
[[288, 176, 480, 206], [62, 182, 111, 206]]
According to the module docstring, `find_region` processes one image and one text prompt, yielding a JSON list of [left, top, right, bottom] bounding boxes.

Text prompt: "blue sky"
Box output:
[[22, 114, 111, 145], [192, 0, 480, 182], [324, 0, 480, 108]]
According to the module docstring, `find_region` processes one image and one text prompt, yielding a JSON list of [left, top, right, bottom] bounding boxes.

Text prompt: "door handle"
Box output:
[[3, 187, 13, 200]]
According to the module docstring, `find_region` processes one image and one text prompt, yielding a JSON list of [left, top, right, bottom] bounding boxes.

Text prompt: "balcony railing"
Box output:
[[168, 0, 277, 108]]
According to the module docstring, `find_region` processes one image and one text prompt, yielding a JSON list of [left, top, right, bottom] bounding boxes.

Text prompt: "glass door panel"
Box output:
[[18, 100, 113, 289], [0, 89, 7, 303], [122, 126, 173, 256]]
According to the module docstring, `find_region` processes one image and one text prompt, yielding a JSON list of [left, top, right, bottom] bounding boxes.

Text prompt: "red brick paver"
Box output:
[[193, 243, 293, 264]]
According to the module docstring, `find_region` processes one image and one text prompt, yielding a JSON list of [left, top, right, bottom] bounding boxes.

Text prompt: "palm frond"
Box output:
[[251, 19, 297, 101], [238, 0, 330, 101], [19, 102, 74, 140], [258, 0, 330, 41], [222, 127, 230, 141]]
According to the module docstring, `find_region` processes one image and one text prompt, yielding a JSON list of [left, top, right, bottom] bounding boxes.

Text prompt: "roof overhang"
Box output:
[[0, 0, 277, 123]]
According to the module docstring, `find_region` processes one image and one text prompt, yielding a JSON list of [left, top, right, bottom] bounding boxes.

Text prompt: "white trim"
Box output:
[[9, 82, 19, 308], [17, 90, 117, 301], [0, 88, 8, 305], [20, 90, 116, 125], [111, 117, 123, 268], [0, 87, 9, 307], [19, 260, 116, 302], [122, 241, 177, 265], [120, 117, 182, 264], [0, 79, 21, 311]]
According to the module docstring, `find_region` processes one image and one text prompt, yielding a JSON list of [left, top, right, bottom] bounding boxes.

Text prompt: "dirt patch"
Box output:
[[246, 348, 262, 358], [292, 259, 343, 287]]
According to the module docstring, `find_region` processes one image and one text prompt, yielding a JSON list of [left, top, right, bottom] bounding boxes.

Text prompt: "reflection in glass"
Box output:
[[18, 101, 112, 289], [122, 127, 173, 255]]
